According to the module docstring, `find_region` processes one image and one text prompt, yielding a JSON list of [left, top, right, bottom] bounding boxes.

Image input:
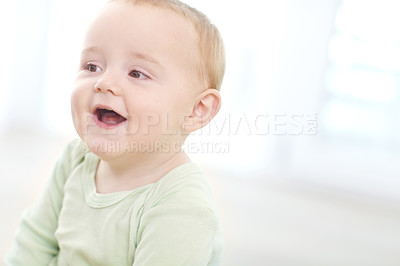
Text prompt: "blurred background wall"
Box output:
[[1, 0, 400, 265]]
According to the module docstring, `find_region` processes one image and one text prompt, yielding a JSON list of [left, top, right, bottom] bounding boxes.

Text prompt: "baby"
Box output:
[[6, 0, 225, 265]]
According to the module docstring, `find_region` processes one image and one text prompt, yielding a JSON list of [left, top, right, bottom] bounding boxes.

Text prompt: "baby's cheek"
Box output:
[[71, 81, 87, 102], [71, 89, 83, 118], [70, 86, 90, 135]]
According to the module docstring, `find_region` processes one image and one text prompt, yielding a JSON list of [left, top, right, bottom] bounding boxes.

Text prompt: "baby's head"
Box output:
[[71, 0, 225, 159], [119, 0, 226, 92]]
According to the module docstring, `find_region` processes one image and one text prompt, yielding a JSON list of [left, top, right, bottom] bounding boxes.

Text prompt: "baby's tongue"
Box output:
[[102, 112, 124, 125]]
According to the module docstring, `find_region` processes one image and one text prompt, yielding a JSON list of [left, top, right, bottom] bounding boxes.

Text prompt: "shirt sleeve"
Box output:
[[5, 139, 86, 266], [133, 202, 221, 266]]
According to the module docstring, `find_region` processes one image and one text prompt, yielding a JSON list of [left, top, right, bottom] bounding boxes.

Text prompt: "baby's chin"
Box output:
[[83, 137, 164, 161], [82, 137, 126, 158]]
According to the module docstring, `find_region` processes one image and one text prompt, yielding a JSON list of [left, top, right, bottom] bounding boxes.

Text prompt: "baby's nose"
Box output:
[[93, 73, 121, 96]]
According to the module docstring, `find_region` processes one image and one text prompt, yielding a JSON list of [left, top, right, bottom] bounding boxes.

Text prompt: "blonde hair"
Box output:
[[110, 0, 226, 91]]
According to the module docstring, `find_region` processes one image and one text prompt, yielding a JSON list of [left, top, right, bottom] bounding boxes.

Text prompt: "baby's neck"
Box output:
[[95, 151, 190, 194]]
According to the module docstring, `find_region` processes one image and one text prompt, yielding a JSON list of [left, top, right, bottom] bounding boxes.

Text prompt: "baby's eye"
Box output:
[[84, 63, 102, 72], [129, 70, 149, 80]]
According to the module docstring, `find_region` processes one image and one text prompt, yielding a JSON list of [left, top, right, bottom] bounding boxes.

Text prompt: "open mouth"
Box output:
[[94, 107, 127, 127]]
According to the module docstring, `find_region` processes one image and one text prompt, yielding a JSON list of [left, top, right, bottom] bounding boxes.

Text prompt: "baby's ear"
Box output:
[[182, 89, 221, 133]]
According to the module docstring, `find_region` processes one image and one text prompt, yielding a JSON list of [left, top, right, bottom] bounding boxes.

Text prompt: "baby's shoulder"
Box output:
[[149, 163, 217, 212], [59, 138, 90, 169]]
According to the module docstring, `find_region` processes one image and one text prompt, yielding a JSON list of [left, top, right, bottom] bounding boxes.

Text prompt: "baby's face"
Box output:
[[71, 2, 201, 158]]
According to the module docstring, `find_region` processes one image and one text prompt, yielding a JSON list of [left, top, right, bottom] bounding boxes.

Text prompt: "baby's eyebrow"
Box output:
[[129, 51, 164, 69], [80, 46, 163, 69], [80, 46, 101, 58]]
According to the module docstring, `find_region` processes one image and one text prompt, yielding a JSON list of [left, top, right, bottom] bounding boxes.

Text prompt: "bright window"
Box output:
[[322, 0, 400, 145]]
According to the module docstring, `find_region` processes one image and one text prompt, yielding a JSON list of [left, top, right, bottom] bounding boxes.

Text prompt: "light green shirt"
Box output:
[[6, 140, 222, 265]]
